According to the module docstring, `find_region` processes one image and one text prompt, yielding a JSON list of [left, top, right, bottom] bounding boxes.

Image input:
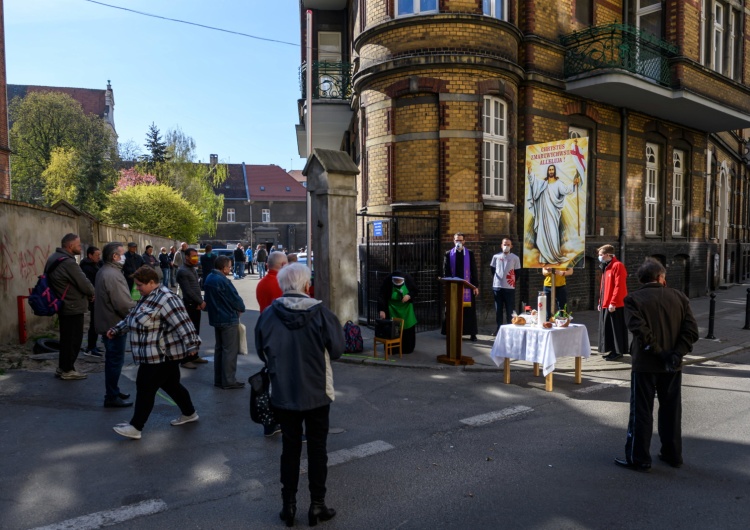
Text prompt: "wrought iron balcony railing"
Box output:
[[560, 24, 679, 86], [299, 61, 354, 100]]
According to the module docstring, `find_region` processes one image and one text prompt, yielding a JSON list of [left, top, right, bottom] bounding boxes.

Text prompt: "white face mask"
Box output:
[[455, 242, 463, 250], [118, 254, 126, 265], [598, 255, 607, 263], [502, 245, 510, 253]]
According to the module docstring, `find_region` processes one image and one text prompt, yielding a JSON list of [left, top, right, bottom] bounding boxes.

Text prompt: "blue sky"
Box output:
[[5, 0, 305, 170]]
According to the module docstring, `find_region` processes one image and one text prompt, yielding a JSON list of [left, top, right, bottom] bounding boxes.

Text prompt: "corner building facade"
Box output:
[[298, 0, 750, 315]]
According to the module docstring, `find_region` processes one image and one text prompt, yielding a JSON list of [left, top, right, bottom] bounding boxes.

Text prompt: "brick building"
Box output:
[[204, 163, 308, 252], [296, 0, 750, 315]]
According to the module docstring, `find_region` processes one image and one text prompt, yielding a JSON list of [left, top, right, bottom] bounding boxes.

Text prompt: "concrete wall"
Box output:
[[0, 198, 179, 344]]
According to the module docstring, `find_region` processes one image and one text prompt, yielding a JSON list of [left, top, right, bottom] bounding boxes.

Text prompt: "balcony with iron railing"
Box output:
[[299, 61, 354, 100], [560, 23, 679, 86], [296, 61, 355, 158], [559, 23, 750, 132]]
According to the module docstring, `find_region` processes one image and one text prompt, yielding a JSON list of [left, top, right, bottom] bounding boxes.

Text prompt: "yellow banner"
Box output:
[[523, 138, 588, 268]]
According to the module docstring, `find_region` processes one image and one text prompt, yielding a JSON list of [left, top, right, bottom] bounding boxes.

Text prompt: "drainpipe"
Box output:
[[619, 108, 628, 264]]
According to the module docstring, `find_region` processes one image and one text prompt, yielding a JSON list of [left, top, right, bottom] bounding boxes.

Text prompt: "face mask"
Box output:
[[393, 280, 404, 287], [502, 246, 510, 253], [189, 256, 199, 265], [455, 242, 463, 250], [598, 256, 607, 263], [118, 255, 126, 265]]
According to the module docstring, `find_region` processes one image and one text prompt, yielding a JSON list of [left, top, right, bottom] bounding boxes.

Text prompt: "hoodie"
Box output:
[[255, 293, 345, 411]]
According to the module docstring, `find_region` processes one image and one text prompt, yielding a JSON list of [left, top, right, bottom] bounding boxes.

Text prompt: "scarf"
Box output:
[[449, 248, 472, 306]]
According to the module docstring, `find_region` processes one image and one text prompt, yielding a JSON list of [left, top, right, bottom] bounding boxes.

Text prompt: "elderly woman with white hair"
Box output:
[[255, 263, 344, 527]]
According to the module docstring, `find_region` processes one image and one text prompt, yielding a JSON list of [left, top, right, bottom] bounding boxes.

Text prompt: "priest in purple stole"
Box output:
[[441, 232, 479, 341]]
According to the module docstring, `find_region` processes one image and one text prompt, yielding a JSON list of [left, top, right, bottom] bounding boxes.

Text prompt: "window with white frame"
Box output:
[[397, 0, 438, 16], [227, 208, 235, 223], [645, 143, 659, 235], [713, 2, 724, 74], [262, 209, 271, 223], [483, 0, 507, 20], [482, 96, 508, 200], [672, 150, 684, 236]]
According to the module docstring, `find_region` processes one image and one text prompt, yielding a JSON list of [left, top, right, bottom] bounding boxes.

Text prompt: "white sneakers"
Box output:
[[113, 423, 142, 440], [170, 412, 199, 426], [113, 412, 198, 440]]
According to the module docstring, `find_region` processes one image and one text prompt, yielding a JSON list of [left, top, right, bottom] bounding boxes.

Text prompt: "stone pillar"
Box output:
[[303, 149, 359, 324]]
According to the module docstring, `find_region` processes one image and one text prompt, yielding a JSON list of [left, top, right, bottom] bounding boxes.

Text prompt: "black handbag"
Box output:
[[375, 318, 400, 339], [248, 367, 275, 426]]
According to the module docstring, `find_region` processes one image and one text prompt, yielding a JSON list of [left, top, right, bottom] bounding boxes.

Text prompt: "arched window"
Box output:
[[482, 96, 508, 200], [645, 143, 659, 235], [672, 150, 684, 236]]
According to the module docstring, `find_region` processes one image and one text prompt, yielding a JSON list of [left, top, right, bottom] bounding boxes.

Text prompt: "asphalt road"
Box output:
[[1, 274, 749, 530]]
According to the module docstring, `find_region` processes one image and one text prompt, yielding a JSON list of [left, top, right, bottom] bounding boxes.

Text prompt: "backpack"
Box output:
[[28, 257, 70, 317], [343, 320, 364, 353]]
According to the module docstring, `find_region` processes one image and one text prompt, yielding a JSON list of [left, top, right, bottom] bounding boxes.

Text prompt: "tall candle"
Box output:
[[537, 291, 547, 328]]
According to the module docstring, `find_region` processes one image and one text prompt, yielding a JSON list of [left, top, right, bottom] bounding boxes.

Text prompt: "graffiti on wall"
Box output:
[[0, 233, 52, 291]]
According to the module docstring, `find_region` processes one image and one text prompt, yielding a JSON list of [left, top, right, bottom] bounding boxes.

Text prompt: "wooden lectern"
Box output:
[[438, 277, 476, 366]]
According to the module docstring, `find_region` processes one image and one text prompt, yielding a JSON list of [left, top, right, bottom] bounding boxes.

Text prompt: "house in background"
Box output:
[[203, 163, 307, 251], [7, 81, 117, 144], [288, 169, 307, 188]]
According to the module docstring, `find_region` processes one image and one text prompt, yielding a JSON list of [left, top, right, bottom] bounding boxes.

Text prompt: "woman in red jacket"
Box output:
[[598, 244, 629, 361]]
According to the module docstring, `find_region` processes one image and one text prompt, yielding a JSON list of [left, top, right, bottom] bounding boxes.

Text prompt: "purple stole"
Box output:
[[449, 248, 472, 307]]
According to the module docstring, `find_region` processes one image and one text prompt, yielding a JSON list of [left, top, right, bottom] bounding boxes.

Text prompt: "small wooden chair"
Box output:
[[373, 318, 404, 360]]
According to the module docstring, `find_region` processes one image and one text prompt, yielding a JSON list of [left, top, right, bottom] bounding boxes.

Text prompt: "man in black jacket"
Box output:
[[80, 245, 102, 358], [615, 258, 699, 472], [122, 242, 144, 291], [176, 247, 207, 368]]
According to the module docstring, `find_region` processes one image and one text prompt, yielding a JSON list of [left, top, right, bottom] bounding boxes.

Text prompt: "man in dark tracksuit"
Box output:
[[615, 258, 699, 472], [176, 247, 208, 368]]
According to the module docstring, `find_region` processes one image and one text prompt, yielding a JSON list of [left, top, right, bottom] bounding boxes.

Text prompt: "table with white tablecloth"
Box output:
[[489, 323, 591, 391]]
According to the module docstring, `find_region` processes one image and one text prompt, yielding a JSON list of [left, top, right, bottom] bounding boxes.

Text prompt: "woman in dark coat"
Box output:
[[377, 271, 419, 354]]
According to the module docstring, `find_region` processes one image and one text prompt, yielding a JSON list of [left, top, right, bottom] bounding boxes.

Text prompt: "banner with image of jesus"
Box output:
[[523, 137, 588, 269]]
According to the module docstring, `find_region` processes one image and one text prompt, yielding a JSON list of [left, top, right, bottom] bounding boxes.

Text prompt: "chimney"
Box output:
[[210, 154, 218, 166]]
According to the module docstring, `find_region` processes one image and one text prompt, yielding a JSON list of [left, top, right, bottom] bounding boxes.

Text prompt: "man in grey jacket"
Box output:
[[176, 247, 207, 367], [255, 263, 344, 526], [45, 233, 95, 380], [94, 242, 136, 407]]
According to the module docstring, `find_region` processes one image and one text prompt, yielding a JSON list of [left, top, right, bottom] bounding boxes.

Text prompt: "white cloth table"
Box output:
[[490, 323, 591, 388]]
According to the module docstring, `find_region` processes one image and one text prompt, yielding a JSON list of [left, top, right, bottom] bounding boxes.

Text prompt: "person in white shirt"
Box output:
[[490, 238, 521, 332]]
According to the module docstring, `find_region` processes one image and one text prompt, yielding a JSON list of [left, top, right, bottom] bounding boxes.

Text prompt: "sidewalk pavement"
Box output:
[[341, 284, 750, 374]]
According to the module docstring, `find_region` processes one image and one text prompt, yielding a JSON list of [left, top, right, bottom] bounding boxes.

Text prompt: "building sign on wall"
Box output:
[[523, 138, 588, 268]]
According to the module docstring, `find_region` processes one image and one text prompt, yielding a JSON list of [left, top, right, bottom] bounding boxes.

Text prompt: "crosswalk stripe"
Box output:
[[301, 440, 395, 473], [31, 499, 167, 530], [459, 405, 533, 426], [574, 379, 628, 394]]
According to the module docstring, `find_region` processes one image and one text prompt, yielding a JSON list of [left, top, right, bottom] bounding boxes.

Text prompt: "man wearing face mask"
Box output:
[[597, 244, 629, 361], [94, 242, 136, 407], [490, 238, 521, 332], [123, 242, 145, 292], [378, 271, 419, 354], [442, 232, 479, 341], [177, 247, 208, 368]]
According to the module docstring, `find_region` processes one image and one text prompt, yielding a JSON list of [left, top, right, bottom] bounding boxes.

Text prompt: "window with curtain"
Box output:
[[262, 209, 271, 223], [645, 143, 659, 235]]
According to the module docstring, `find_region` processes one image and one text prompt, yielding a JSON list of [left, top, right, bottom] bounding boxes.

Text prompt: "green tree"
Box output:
[[41, 147, 78, 204], [141, 123, 169, 168], [103, 184, 203, 241], [138, 126, 226, 237], [9, 91, 89, 203]]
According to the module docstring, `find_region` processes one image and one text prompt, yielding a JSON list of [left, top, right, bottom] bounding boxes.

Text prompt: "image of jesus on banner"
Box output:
[[523, 138, 588, 268]]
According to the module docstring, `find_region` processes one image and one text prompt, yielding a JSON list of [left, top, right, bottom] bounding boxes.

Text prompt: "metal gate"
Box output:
[[357, 214, 442, 332]]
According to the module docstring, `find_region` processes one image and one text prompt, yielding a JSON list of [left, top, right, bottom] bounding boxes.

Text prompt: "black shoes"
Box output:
[[222, 382, 245, 390], [104, 397, 133, 408], [280, 498, 296, 527], [658, 453, 683, 468], [614, 457, 651, 472], [308, 502, 336, 527], [470, 335, 478, 342], [603, 353, 624, 361], [118, 392, 131, 400]]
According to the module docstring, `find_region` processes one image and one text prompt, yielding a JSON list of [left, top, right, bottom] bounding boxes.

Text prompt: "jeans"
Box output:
[[103, 334, 127, 400], [130, 361, 195, 431], [257, 262, 266, 278], [543, 285, 568, 321], [161, 268, 171, 288], [234, 262, 244, 278], [214, 324, 240, 387], [493, 288, 516, 328], [170, 267, 178, 287], [58, 313, 84, 372], [276, 405, 330, 501]]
